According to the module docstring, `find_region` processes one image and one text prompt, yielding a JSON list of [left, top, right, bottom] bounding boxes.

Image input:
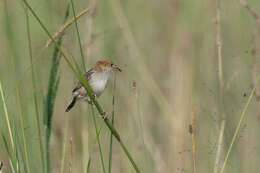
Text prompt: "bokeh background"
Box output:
[[1, 0, 260, 172]]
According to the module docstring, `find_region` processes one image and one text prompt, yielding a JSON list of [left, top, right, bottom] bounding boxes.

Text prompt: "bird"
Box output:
[[65, 59, 121, 112]]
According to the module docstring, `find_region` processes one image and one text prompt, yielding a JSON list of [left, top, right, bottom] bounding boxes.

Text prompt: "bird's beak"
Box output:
[[112, 64, 122, 72]]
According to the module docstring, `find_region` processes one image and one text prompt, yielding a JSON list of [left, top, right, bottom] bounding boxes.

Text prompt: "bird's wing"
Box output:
[[72, 68, 94, 93], [85, 68, 95, 81]]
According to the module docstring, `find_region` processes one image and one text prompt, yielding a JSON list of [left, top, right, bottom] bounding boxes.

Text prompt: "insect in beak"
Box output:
[[112, 64, 122, 72]]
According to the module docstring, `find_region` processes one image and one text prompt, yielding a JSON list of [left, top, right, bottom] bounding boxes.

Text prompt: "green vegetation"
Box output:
[[1, 0, 260, 173]]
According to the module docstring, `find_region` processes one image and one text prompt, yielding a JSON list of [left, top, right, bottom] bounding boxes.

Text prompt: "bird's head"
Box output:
[[95, 59, 122, 72]]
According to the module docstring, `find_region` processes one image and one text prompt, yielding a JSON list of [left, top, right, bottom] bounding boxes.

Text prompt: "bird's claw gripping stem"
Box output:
[[101, 111, 108, 119]]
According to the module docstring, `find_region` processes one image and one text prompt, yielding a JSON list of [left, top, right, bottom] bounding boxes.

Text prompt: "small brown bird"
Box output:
[[65, 59, 121, 112]]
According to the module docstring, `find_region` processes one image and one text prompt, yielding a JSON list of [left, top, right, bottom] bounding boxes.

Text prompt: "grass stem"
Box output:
[[220, 86, 256, 173], [4, 1, 31, 172], [0, 82, 15, 151], [25, 7, 45, 173], [213, 0, 226, 172], [70, 0, 86, 72], [90, 105, 106, 173], [108, 76, 116, 173]]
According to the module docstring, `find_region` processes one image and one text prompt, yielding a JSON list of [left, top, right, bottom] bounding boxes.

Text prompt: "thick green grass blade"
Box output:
[[43, 5, 70, 173]]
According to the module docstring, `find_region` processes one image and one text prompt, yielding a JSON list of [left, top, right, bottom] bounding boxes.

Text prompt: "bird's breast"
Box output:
[[89, 72, 110, 96]]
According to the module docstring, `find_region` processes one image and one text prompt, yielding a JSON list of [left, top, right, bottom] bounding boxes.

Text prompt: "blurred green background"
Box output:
[[1, 0, 260, 172]]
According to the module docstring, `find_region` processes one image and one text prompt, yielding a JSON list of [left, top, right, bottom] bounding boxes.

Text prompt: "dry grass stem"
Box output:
[[214, 120, 225, 173], [240, 0, 260, 25], [213, 0, 226, 172], [45, 7, 93, 47], [216, 1, 223, 89], [250, 31, 260, 100], [69, 137, 73, 172], [190, 104, 196, 173]]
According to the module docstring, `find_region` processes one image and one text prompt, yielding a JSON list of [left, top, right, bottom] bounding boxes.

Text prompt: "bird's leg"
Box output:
[[92, 93, 97, 99], [101, 111, 108, 119], [86, 93, 97, 104]]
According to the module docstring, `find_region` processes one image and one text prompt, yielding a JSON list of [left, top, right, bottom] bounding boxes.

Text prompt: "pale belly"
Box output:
[[89, 78, 108, 96], [89, 71, 110, 96]]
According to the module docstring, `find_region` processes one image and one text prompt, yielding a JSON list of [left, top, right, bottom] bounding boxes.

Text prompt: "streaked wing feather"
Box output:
[[72, 68, 94, 93], [85, 68, 94, 81]]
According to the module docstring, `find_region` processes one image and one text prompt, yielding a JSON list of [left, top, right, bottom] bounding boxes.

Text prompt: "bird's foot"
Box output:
[[101, 111, 108, 119], [92, 93, 97, 99], [86, 93, 97, 104]]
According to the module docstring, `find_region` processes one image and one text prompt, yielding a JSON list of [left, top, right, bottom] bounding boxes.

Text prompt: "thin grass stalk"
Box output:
[[70, 0, 86, 72], [2, 132, 21, 173], [216, 2, 224, 90], [213, 0, 226, 172], [2, 134, 20, 173], [110, 0, 173, 119], [12, 127, 24, 173], [190, 104, 197, 173], [108, 76, 116, 173], [220, 86, 257, 173], [12, 125, 21, 173], [90, 105, 106, 173], [4, 1, 31, 172], [78, 70, 141, 172], [22, 0, 78, 75], [84, 0, 95, 170], [240, 0, 260, 25], [132, 81, 156, 172], [86, 127, 102, 173], [22, 1, 140, 172], [13, 76, 30, 173], [85, 0, 95, 60], [25, 8, 45, 173], [2, 135, 14, 170], [86, 159, 91, 173], [132, 80, 147, 157], [60, 117, 69, 173], [69, 138, 73, 173], [0, 82, 15, 151], [45, 8, 91, 48], [2, 124, 20, 173], [134, 82, 145, 149], [70, 53, 83, 75]]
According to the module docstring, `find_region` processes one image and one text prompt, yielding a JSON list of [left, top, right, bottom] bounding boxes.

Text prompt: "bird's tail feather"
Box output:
[[65, 97, 77, 112]]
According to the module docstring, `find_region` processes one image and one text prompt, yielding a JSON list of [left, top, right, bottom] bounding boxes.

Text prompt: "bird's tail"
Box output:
[[65, 97, 77, 112]]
